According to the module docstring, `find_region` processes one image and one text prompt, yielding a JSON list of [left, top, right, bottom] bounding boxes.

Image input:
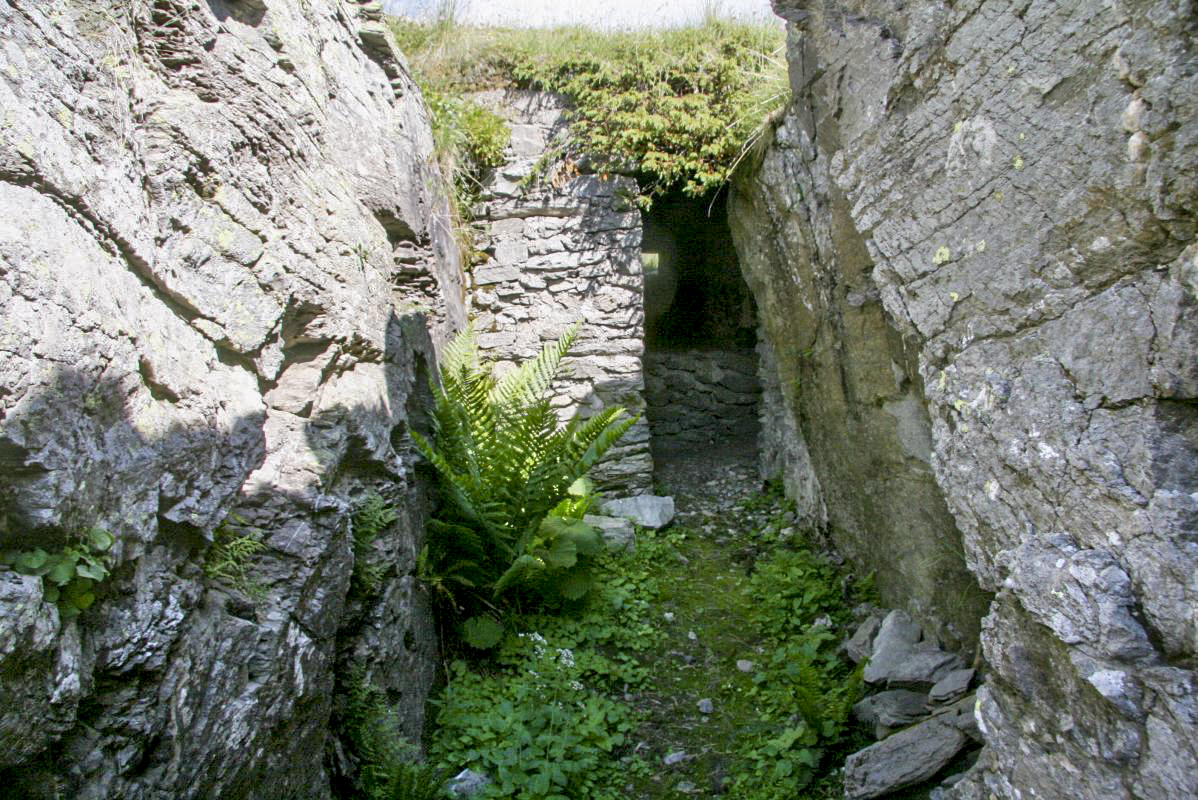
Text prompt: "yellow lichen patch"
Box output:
[[976, 240, 987, 253], [933, 246, 952, 265], [953, 120, 964, 134], [949, 291, 960, 302], [1013, 155, 1024, 170]]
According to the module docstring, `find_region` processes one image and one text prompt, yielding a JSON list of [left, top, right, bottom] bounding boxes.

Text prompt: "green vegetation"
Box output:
[[412, 323, 636, 646], [352, 494, 397, 597], [426, 529, 669, 800], [1, 527, 115, 618], [419, 496, 871, 800], [389, 7, 788, 205], [203, 513, 267, 600], [347, 674, 451, 800]]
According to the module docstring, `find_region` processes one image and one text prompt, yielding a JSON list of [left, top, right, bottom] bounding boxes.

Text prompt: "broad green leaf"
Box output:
[[557, 568, 592, 601], [76, 562, 107, 581], [462, 615, 504, 650], [545, 536, 578, 569], [88, 529, 115, 552], [16, 549, 48, 572], [47, 560, 76, 585]]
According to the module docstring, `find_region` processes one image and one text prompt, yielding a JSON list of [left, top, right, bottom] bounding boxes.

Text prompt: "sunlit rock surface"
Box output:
[[734, 1, 1197, 797], [0, 1, 462, 796]]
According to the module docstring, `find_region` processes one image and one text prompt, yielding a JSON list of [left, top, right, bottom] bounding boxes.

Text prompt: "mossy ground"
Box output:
[[421, 444, 872, 799], [618, 449, 856, 798]]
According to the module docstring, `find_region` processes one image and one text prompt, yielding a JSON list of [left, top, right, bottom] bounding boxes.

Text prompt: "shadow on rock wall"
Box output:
[[0, 311, 439, 800]]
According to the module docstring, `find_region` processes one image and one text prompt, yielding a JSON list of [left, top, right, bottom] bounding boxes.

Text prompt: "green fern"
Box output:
[[347, 674, 450, 800], [352, 494, 397, 596], [203, 515, 267, 601], [413, 323, 637, 630]]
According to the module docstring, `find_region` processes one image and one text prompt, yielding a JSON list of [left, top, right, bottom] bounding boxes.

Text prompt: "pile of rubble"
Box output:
[[842, 610, 983, 799]]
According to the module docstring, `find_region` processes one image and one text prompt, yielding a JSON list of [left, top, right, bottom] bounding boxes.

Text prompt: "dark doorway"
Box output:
[[640, 191, 761, 460]]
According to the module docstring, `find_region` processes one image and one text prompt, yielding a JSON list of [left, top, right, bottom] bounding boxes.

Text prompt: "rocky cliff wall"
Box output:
[[469, 90, 654, 494], [734, 1, 1197, 797], [0, 2, 463, 797]]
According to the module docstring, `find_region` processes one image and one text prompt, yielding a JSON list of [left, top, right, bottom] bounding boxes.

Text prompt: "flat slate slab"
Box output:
[[853, 689, 930, 729], [583, 514, 636, 551], [843, 716, 968, 799], [600, 495, 676, 529]]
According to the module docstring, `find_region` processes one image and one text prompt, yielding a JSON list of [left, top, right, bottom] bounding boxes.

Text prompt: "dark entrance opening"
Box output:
[[640, 190, 761, 462]]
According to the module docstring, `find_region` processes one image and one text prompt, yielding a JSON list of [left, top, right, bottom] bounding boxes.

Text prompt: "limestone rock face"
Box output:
[[0, 2, 463, 797], [736, 1, 1198, 798]]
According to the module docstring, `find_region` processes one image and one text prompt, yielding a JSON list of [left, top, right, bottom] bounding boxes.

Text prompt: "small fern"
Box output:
[[203, 514, 267, 600], [347, 674, 450, 800], [352, 494, 397, 596], [413, 323, 637, 636]]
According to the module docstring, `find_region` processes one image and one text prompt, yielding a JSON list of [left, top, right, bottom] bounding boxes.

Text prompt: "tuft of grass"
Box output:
[[388, 12, 789, 206]]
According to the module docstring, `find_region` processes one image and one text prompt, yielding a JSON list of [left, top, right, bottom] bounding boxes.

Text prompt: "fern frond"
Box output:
[[491, 323, 579, 411]]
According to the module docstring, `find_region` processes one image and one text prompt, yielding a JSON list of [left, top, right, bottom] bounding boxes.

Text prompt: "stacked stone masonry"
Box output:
[[0, 2, 461, 797], [469, 90, 654, 495], [733, 2, 1198, 799], [644, 349, 762, 452]]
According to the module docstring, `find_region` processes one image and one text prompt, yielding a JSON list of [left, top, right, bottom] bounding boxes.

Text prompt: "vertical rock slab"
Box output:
[[728, 20, 990, 651], [0, 1, 463, 797], [469, 90, 654, 495], [735, 1, 1197, 798]]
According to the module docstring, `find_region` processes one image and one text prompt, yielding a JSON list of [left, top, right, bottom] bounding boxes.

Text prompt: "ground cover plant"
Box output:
[[389, 6, 788, 205], [407, 474, 872, 799]]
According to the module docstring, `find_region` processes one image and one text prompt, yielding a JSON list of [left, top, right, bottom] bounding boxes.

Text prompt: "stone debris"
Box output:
[[853, 689, 931, 737], [600, 495, 676, 529], [863, 610, 964, 690], [844, 615, 882, 664], [736, 659, 755, 672], [582, 514, 636, 552], [843, 714, 968, 800], [929, 668, 975, 706], [842, 607, 980, 796], [697, 698, 714, 714], [447, 768, 491, 797], [663, 750, 690, 767]]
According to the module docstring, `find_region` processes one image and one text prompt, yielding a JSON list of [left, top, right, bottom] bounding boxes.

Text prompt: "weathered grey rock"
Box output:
[[600, 495, 676, 529], [447, 768, 491, 797], [929, 669, 975, 706], [853, 690, 931, 733], [697, 698, 714, 714], [583, 514, 636, 552], [0, 2, 461, 797], [468, 90, 652, 494], [844, 615, 882, 664], [844, 715, 969, 800], [737, 2, 1197, 798], [864, 610, 962, 688]]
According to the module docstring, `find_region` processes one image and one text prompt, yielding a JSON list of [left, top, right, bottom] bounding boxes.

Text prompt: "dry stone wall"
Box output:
[[644, 349, 761, 453], [735, 1, 1198, 798], [469, 90, 653, 494], [0, 2, 462, 797]]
